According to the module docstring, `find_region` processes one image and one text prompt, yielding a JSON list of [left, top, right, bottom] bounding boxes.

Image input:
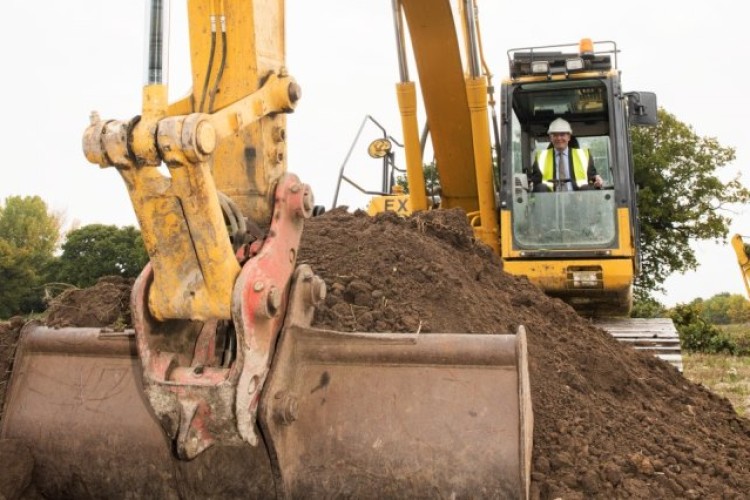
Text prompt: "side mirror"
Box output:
[[627, 92, 658, 127], [367, 138, 393, 158]]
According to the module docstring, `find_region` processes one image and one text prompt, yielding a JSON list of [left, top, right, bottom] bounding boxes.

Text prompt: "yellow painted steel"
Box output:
[[391, 0, 499, 250], [465, 75, 500, 253], [367, 194, 412, 217], [500, 209, 513, 258], [185, 0, 287, 223], [109, 112, 240, 320], [142, 84, 169, 119], [82, 0, 292, 321], [503, 258, 633, 294], [500, 206, 635, 313], [401, 0, 480, 212], [615, 207, 636, 257], [396, 82, 428, 213], [731, 234, 750, 298]]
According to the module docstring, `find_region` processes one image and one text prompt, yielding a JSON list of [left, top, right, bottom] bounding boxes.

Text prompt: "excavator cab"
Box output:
[[497, 40, 681, 370], [499, 40, 656, 317]]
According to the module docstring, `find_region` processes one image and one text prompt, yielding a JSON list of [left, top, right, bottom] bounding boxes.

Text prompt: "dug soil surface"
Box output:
[[0, 276, 133, 419], [2, 208, 750, 499]]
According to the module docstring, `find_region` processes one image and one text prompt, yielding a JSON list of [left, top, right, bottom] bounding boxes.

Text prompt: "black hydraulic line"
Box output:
[[419, 122, 429, 157], [198, 29, 217, 112], [490, 106, 502, 186], [208, 29, 228, 113]]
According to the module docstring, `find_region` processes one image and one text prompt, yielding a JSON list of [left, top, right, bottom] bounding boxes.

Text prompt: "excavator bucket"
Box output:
[[1, 265, 532, 498], [0, 324, 277, 499]]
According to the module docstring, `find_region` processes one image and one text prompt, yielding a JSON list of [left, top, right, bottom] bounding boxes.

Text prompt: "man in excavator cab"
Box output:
[[530, 117, 604, 192]]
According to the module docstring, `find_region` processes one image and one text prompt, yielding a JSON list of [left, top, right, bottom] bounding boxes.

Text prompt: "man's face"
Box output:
[[549, 132, 570, 151]]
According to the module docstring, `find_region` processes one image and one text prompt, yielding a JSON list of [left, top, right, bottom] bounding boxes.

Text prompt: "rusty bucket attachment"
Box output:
[[259, 265, 533, 498], [1, 264, 532, 498], [0, 323, 276, 498]]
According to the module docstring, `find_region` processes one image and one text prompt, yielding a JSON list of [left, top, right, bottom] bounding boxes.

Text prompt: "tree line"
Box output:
[[0, 195, 147, 318]]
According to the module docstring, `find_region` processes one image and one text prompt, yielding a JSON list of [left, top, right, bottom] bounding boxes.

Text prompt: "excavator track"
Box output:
[[594, 317, 683, 372]]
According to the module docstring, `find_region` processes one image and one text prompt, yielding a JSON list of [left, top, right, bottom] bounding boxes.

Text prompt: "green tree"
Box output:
[[700, 292, 750, 324], [632, 109, 750, 297], [704, 292, 729, 325], [726, 294, 750, 324], [700, 293, 731, 324], [0, 240, 37, 318], [0, 196, 62, 316], [55, 224, 149, 288], [0, 195, 61, 264], [630, 295, 667, 318], [670, 302, 736, 354], [395, 162, 440, 195]]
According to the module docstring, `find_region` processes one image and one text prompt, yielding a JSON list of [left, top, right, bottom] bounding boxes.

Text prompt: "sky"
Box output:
[[1, 0, 748, 306]]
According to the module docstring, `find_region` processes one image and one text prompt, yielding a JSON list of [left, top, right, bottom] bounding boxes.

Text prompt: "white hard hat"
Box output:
[[548, 118, 572, 134]]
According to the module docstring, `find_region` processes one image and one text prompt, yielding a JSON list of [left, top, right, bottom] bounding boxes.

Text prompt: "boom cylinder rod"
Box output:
[[144, 0, 171, 85], [391, 0, 410, 83], [462, 0, 481, 78]]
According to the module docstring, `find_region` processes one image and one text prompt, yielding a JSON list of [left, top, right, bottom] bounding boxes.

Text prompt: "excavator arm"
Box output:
[[1, 1, 532, 497], [82, 0, 301, 322]]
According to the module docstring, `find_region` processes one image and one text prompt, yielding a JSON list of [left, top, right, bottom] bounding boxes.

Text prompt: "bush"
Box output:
[[631, 296, 667, 318], [670, 303, 738, 354]]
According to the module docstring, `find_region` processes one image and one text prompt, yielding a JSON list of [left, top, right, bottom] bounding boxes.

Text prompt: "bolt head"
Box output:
[[288, 82, 302, 103], [266, 287, 282, 317], [274, 392, 299, 425], [195, 121, 216, 155]]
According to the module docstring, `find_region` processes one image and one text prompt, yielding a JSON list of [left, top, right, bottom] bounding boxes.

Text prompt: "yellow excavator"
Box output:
[[1, 1, 532, 498], [352, 30, 682, 367]]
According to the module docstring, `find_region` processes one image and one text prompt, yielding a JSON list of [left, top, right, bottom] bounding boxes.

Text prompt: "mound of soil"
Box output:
[[44, 276, 133, 329], [298, 208, 750, 499], [3, 208, 750, 499]]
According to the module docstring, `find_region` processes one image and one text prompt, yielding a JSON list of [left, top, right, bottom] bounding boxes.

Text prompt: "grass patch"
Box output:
[[683, 352, 750, 417]]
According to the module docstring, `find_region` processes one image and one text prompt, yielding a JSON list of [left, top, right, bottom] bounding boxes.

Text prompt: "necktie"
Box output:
[[557, 152, 567, 191]]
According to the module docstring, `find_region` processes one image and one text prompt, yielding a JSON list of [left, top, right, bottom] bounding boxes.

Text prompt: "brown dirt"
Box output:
[[298, 208, 750, 499], [43, 276, 133, 329], [2, 207, 750, 499]]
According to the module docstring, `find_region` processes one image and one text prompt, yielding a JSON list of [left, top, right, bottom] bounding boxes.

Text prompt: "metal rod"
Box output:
[[332, 116, 372, 207], [144, 0, 171, 85], [391, 0, 410, 82], [462, 0, 481, 78]]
